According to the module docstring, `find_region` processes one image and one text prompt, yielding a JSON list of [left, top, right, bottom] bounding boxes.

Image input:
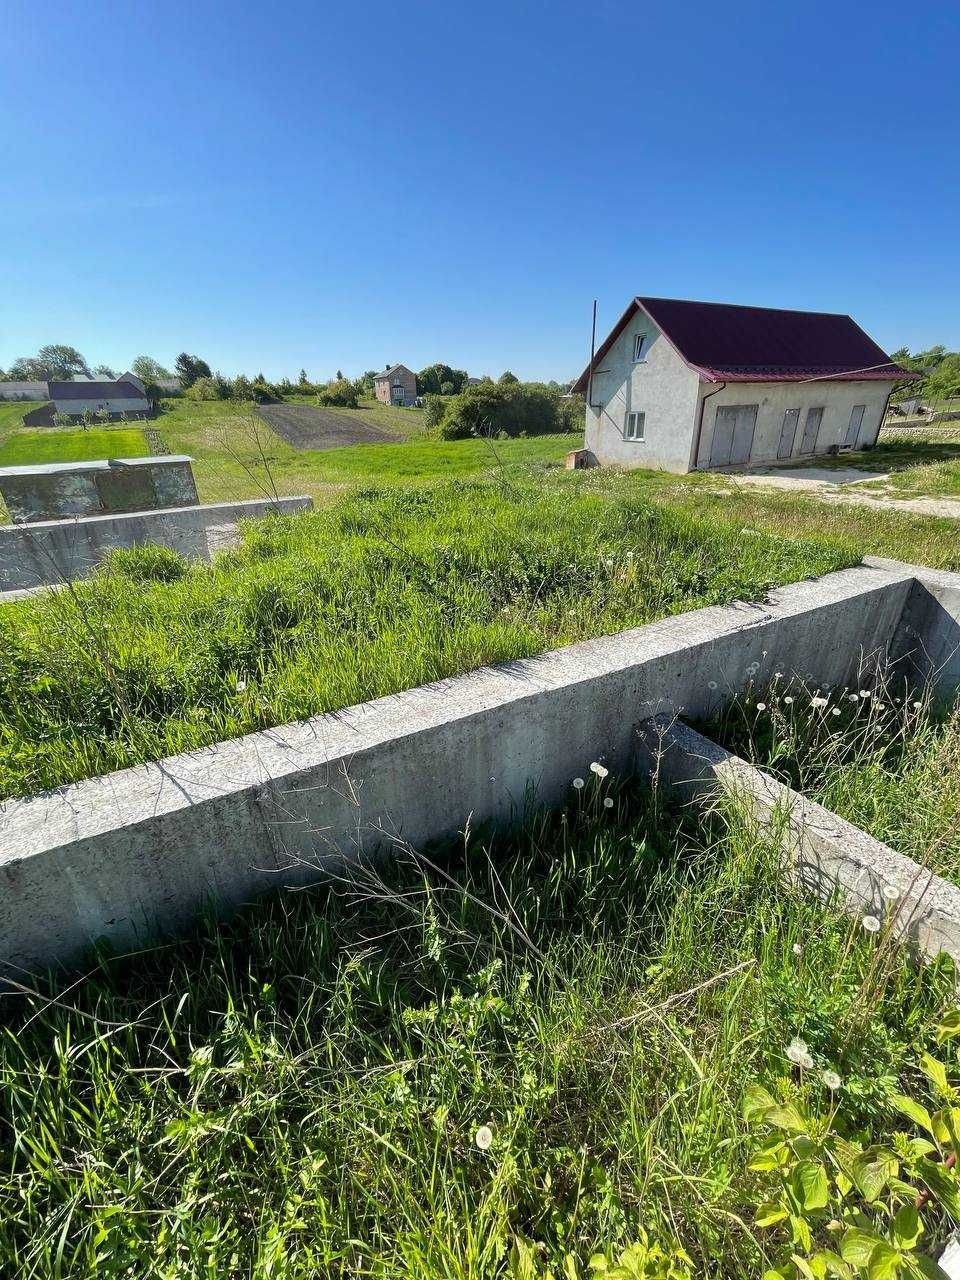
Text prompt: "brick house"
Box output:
[[373, 364, 417, 407]]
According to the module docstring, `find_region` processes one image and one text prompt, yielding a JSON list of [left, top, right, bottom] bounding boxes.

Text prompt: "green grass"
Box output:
[[0, 426, 149, 466], [0, 780, 953, 1277], [150, 398, 573, 505], [0, 480, 851, 799]]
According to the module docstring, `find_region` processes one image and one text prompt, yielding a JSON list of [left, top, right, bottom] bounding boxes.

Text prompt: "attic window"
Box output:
[[632, 334, 647, 363]]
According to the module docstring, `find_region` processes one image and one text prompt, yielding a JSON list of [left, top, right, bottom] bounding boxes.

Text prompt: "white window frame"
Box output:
[[624, 410, 645, 442], [632, 334, 647, 363]]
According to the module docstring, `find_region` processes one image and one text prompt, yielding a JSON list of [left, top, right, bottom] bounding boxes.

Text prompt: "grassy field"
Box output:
[[284, 393, 428, 436], [0, 481, 851, 799], [1, 777, 955, 1277], [0, 426, 149, 467]]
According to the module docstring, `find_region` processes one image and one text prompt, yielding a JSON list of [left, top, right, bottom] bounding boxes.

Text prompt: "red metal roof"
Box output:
[[571, 297, 916, 393]]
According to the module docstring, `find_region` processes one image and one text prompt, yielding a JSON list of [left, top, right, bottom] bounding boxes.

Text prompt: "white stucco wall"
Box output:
[[583, 316, 701, 472], [53, 396, 150, 416], [694, 379, 893, 469]]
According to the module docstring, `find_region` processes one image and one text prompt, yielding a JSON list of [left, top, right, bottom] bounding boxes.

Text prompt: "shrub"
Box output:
[[52, 410, 73, 427], [438, 380, 573, 439], [316, 378, 359, 408], [99, 543, 190, 584], [422, 393, 449, 430], [187, 376, 223, 401]]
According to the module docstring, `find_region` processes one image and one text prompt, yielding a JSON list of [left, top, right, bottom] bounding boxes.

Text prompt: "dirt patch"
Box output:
[[256, 404, 399, 451]]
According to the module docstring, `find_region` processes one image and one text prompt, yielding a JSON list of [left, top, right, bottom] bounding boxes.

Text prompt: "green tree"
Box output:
[[417, 363, 468, 396], [175, 353, 212, 388], [498, 370, 519, 385], [132, 356, 173, 383], [9, 344, 92, 380], [93, 364, 116, 379]]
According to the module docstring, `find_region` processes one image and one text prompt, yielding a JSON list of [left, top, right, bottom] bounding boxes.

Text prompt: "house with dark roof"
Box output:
[[570, 297, 915, 473], [372, 364, 417, 407], [48, 372, 151, 418]]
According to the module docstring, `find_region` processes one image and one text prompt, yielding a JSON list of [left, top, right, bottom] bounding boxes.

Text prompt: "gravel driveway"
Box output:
[[256, 404, 398, 450]]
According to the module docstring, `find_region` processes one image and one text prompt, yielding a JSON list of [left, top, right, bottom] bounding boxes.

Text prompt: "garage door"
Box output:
[[711, 405, 758, 467]]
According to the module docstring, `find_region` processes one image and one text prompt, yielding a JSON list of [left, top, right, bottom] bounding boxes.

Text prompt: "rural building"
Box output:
[[571, 297, 914, 473], [0, 381, 49, 401], [48, 372, 151, 418], [373, 364, 417, 407]]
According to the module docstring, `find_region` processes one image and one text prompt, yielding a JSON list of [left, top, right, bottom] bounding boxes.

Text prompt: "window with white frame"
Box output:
[[632, 334, 647, 362], [624, 411, 645, 441]]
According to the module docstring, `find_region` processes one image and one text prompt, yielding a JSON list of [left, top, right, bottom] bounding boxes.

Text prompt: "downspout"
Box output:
[[691, 378, 726, 469]]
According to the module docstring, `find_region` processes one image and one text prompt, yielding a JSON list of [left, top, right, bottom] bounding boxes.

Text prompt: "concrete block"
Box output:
[[0, 456, 198, 524], [865, 556, 960, 700], [637, 715, 960, 964], [0, 562, 918, 972], [0, 496, 314, 592]]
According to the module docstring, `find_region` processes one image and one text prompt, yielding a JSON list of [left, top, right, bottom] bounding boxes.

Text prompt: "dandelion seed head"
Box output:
[[786, 1038, 813, 1068], [811, 696, 828, 709], [475, 1125, 494, 1151], [876, 702, 886, 711], [572, 778, 585, 790], [603, 797, 614, 809], [707, 681, 718, 691], [849, 694, 859, 703], [860, 690, 871, 698], [913, 700, 923, 710], [792, 943, 802, 956], [784, 695, 794, 705], [882, 883, 900, 901], [831, 707, 841, 716], [861, 915, 881, 934], [822, 1070, 842, 1091], [236, 679, 247, 693], [590, 762, 609, 779], [756, 702, 766, 712]]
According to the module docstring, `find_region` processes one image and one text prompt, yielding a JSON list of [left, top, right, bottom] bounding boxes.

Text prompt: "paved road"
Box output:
[[256, 404, 398, 451]]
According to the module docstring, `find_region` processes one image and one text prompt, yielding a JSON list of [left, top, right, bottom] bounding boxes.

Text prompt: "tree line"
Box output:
[[891, 345, 960, 403]]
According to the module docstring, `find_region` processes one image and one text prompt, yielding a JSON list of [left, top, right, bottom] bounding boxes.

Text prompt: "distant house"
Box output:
[[571, 297, 916, 474], [48, 372, 151, 418], [373, 364, 417, 407]]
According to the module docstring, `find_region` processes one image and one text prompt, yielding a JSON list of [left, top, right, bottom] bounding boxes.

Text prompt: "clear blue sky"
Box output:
[[2, 0, 957, 382]]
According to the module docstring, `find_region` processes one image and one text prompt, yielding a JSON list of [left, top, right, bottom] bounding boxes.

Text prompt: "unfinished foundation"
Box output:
[[0, 557, 959, 973]]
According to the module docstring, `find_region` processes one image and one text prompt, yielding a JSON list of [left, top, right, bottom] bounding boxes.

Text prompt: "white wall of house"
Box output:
[[694, 379, 892, 469], [583, 317, 701, 472], [53, 396, 150, 416]]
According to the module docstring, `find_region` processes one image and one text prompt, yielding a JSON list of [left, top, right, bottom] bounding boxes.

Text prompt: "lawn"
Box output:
[[1, 773, 956, 1277], [0, 480, 851, 799], [0, 426, 149, 467]]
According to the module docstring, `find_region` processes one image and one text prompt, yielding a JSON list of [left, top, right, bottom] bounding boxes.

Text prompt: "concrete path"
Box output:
[[716, 471, 960, 520]]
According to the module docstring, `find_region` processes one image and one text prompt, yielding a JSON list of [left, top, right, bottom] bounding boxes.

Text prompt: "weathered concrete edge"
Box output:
[[865, 556, 960, 697], [0, 562, 916, 972], [0, 493, 313, 536], [637, 715, 960, 964]]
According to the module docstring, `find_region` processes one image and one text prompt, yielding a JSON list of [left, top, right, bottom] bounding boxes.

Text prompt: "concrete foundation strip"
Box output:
[[636, 715, 960, 964], [1, 557, 959, 974]]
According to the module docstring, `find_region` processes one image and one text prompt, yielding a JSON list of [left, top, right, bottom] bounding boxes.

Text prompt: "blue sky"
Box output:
[[1, 0, 957, 382]]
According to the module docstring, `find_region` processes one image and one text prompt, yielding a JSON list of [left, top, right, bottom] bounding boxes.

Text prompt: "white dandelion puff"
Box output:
[[861, 915, 881, 934], [475, 1125, 494, 1151], [859, 690, 872, 699], [590, 762, 609, 779], [787, 1038, 813, 1069], [792, 943, 802, 956], [236, 679, 247, 693], [756, 702, 766, 712], [603, 797, 614, 809], [572, 778, 585, 790], [849, 694, 859, 703], [913, 700, 923, 710], [831, 707, 841, 716], [882, 883, 901, 901], [811, 696, 828, 709], [784, 695, 794, 705], [707, 681, 718, 691], [876, 702, 886, 711], [822, 1070, 842, 1091]]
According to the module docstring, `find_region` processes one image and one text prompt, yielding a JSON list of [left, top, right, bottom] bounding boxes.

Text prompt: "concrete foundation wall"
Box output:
[[637, 716, 960, 964], [866, 557, 960, 699], [0, 455, 199, 524], [0, 562, 919, 972], [0, 495, 313, 591]]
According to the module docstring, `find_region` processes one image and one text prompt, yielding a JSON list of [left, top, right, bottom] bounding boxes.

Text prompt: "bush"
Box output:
[[422, 393, 449, 430], [52, 410, 73, 427], [187, 376, 224, 401], [316, 378, 359, 408], [99, 543, 190, 584], [437, 380, 575, 439]]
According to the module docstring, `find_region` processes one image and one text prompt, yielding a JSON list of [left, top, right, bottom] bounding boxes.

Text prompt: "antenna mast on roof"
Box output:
[[586, 300, 597, 408]]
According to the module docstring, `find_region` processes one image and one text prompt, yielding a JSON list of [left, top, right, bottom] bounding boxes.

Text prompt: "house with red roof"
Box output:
[[570, 297, 915, 473], [48, 372, 151, 419]]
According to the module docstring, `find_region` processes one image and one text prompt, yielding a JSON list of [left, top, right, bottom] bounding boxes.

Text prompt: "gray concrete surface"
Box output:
[[0, 495, 313, 591], [637, 716, 960, 964], [0, 561, 918, 972], [0, 455, 199, 523], [866, 557, 960, 699]]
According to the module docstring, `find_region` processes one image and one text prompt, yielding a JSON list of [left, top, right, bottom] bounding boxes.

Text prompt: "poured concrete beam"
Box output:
[[637, 715, 960, 964], [0, 562, 917, 973]]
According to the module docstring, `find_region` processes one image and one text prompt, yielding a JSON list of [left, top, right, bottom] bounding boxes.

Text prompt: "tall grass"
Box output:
[[0, 781, 952, 1278], [709, 673, 960, 880], [0, 481, 851, 799]]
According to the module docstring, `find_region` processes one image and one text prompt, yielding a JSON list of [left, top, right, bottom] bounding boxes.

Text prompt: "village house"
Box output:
[[48, 372, 151, 418], [373, 364, 417, 407], [571, 297, 914, 473]]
